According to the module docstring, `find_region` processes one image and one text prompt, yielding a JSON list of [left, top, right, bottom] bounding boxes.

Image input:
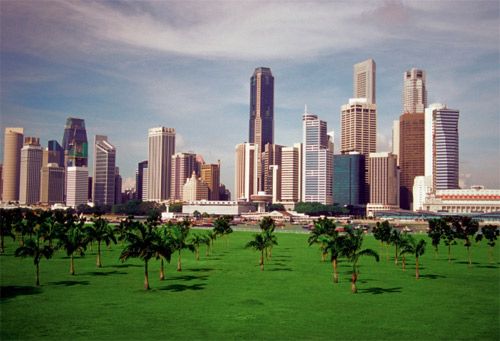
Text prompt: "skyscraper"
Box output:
[[136, 160, 148, 201], [261, 143, 282, 197], [200, 163, 220, 200], [114, 167, 122, 205], [368, 152, 399, 206], [249, 67, 274, 153], [403, 68, 427, 114], [47, 140, 64, 167], [392, 120, 400, 166], [399, 113, 425, 210], [2, 127, 24, 202], [170, 152, 197, 201], [40, 163, 65, 205], [303, 111, 332, 205], [66, 166, 88, 208], [19, 137, 43, 205], [333, 153, 366, 206], [425, 104, 459, 190], [147, 127, 175, 202], [183, 171, 209, 202], [281, 143, 302, 203], [340, 98, 377, 156], [353, 59, 376, 104], [92, 135, 116, 206], [62, 117, 88, 167], [234, 143, 259, 201]]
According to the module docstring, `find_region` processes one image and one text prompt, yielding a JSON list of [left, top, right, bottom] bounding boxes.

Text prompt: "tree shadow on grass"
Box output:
[[0, 286, 42, 300], [85, 271, 127, 276], [48, 280, 90, 286], [455, 261, 480, 265], [188, 267, 215, 273], [267, 267, 293, 272], [159, 283, 206, 292], [110, 264, 142, 269], [477, 264, 499, 269], [419, 274, 446, 280], [167, 275, 209, 281], [359, 287, 403, 295]]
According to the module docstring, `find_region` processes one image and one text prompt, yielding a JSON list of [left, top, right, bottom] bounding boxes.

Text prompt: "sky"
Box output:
[[1, 0, 499, 194]]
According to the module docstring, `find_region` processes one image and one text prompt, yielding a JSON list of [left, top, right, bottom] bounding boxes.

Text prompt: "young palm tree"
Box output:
[[57, 219, 88, 275], [120, 221, 158, 290], [0, 208, 18, 253], [245, 233, 268, 271], [308, 217, 336, 262], [389, 229, 405, 265], [452, 216, 479, 266], [476, 225, 499, 263], [168, 224, 195, 272], [373, 220, 392, 261], [213, 216, 233, 247], [400, 235, 426, 279], [154, 225, 174, 280], [87, 215, 117, 268], [190, 233, 210, 261], [427, 219, 445, 257], [319, 232, 345, 283], [441, 220, 456, 263], [343, 228, 379, 293]]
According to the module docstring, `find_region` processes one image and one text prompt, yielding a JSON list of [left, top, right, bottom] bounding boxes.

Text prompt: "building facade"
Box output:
[[147, 127, 175, 202], [403, 68, 427, 114], [261, 143, 282, 197], [182, 172, 209, 202], [40, 163, 65, 205], [249, 67, 274, 151], [340, 98, 377, 156], [333, 153, 366, 206], [66, 166, 88, 207], [234, 143, 259, 201], [136, 160, 148, 201], [2, 127, 24, 202], [62, 117, 88, 167], [353, 59, 376, 104], [200, 163, 220, 200], [423, 187, 500, 214], [19, 137, 43, 205], [92, 135, 116, 206], [369, 152, 399, 206], [280, 143, 302, 203], [170, 152, 197, 201]]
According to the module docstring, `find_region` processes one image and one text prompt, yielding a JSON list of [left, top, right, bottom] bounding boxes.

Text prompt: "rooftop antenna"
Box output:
[[304, 104, 308, 114]]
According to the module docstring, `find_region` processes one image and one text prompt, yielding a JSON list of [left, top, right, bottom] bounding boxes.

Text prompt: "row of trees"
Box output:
[[245, 217, 278, 271]]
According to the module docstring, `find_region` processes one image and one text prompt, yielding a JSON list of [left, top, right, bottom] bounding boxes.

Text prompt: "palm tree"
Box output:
[[245, 233, 268, 271], [213, 216, 233, 246], [0, 208, 18, 253], [389, 228, 405, 265], [87, 215, 117, 268], [441, 220, 456, 263], [168, 224, 194, 272], [308, 217, 336, 262], [14, 222, 55, 286], [427, 219, 445, 257], [259, 217, 278, 259], [400, 235, 426, 279], [475, 225, 499, 263], [120, 221, 158, 290], [451, 216, 479, 266], [154, 224, 174, 280], [373, 220, 392, 261], [319, 231, 344, 283], [57, 218, 88, 275], [190, 233, 210, 261], [115, 215, 135, 245], [343, 228, 379, 293]]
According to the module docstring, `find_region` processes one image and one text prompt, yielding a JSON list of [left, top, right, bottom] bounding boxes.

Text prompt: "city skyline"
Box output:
[[1, 1, 499, 194]]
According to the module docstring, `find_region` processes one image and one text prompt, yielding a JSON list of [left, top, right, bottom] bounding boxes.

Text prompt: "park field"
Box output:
[[1, 230, 499, 340]]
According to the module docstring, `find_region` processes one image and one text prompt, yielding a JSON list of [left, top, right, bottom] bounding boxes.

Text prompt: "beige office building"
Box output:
[[182, 172, 209, 202], [19, 137, 43, 205], [200, 163, 220, 200], [66, 166, 88, 207], [281, 143, 302, 203], [2, 127, 24, 202], [235, 143, 259, 201], [170, 152, 196, 201], [369, 152, 399, 206], [40, 163, 65, 204], [403, 68, 427, 114], [340, 98, 377, 156], [353, 59, 376, 104], [147, 127, 175, 202], [262, 143, 282, 197]]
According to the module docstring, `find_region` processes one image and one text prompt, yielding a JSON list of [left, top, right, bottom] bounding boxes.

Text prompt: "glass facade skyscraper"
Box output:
[[333, 153, 366, 206], [249, 67, 274, 151], [62, 117, 88, 167]]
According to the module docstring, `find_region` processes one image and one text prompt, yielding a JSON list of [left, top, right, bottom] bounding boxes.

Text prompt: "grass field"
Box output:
[[1, 230, 499, 340]]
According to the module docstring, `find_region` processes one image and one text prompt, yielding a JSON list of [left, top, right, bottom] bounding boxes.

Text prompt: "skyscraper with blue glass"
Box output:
[[333, 153, 366, 206]]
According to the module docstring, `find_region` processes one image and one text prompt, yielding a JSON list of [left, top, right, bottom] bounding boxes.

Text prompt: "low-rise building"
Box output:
[[182, 200, 256, 216], [422, 186, 500, 214]]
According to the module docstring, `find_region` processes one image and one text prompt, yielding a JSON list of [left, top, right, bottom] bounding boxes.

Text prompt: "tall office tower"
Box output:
[[114, 167, 122, 204], [281, 143, 303, 203], [170, 152, 197, 201], [147, 127, 175, 202], [218, 184, 231, 201], [0, 164, 3, 202], [425, 104, 459, 190], [200, 163, 220, 200], [369, 152, 399, 206], [262, 143, 282, 196], [249, 67, 274, 153], [340, 98, 377, 156], [142, 165, 149, 200], [234, 143, 259, 201], [183, 172, 209, 202], [392, 120, 400, 166], [399, 113, 425, 210], [333, 153, 366, 206], [62, 117, 88, 167], [2, 127, 24, 202], [47, 140, 64, 167], [40, 163, 65, 205], [66, 166, 88, 207], [403, 68, 427, 114], [92, 135, 116, 206], [303, 111, 333, 205], [136, 161, 148, 201], [19, 137, 43, 205], [353, 59, 376, 104]]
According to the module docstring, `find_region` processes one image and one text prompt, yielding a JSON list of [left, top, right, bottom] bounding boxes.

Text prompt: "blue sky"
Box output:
[[1, 0, 499, 194]]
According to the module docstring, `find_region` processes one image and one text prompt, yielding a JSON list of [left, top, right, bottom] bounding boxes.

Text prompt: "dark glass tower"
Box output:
[[62, 117, 88, 167], [249, 67, 274, 149], [48, 140, 64, 167], [333, 153, 366, 206]]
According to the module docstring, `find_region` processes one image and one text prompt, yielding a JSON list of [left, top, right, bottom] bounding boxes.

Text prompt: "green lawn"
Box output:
[[1, 230, 499, 340]]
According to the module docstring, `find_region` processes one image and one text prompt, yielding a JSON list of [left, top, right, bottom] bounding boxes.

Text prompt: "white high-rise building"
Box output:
[[302, 110, 332, 205], [19, 137, 43, 205], [281, 143, 302, 203], [234, 143, 259, 201], [425, 104, 459, 190], [182, 171, 209, 202], [66, 166, 88, 207], [147, 127, 175, 202], [392, 120, 400, 166], [92, 135, 116, 206], [353, 59, 376, 104], [412, 175, 432, 211], [403, 68, 427, 114]]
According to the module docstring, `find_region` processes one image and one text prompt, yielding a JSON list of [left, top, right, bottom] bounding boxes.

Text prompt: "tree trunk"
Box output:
[[467, 246, 472, 267], [332, 258, 338, 283], [321, 251, 326, 262], [160, 258, 165, 280], [402, 255, 406, 271], [144, 260, 150, 290], [448, 244, 451, 263], [269, 246, 273, 259], [260, 250, 264, 271], [36, 261, 40, 286], [415, 257, 420, 279], [394, 245, 399, 265], [386, 243, 389, 261], [351, 272, 357, 293], [177, 251, 182, 272], [97, 241, 102, 268], [70, 254, 75, 275]]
